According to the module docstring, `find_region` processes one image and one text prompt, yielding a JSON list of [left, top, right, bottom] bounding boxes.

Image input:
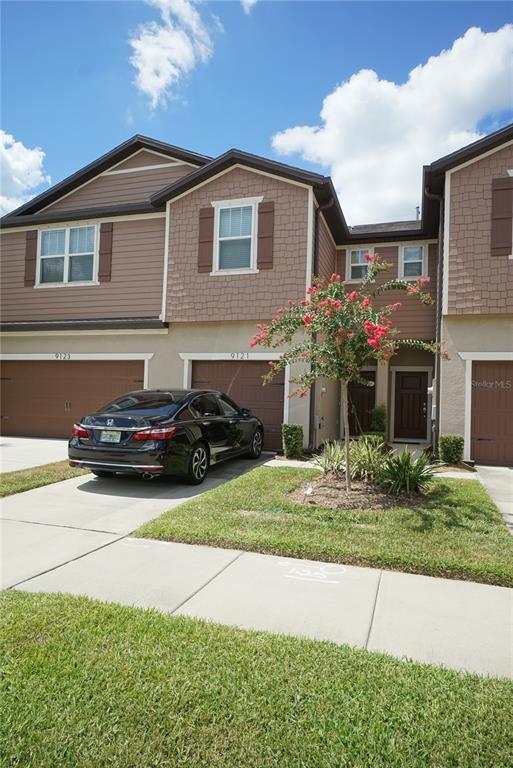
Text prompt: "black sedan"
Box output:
[[69, 389, 264, 484]]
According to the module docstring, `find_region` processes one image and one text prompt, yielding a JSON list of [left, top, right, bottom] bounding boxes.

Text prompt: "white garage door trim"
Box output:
[[458, 352, 513, 461], [179, 352, 290, 424], [0, 353, 154, 388]]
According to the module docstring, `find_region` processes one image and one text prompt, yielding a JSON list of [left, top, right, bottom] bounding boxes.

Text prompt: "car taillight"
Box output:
[[132, 425, 177, 441], [71, 424, 90, 438]]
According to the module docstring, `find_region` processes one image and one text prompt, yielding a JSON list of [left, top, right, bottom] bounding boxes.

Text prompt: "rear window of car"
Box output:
[[99, 392, 185, 414]]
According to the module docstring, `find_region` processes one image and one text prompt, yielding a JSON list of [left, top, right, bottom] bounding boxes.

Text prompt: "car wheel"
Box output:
[[186, 442, 209, 485], [92, 470, 114, 478], [248, 428, 263, 459]]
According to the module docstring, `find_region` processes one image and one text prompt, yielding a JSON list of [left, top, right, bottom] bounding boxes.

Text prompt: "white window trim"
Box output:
[[210, 196, 263, 276], [346, 247, 373, 283], [399, 243, 428, 280], [35, 223, 99, 289]]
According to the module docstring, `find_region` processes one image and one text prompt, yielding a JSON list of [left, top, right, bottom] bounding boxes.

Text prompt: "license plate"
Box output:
[[100, 430, 121, 443]]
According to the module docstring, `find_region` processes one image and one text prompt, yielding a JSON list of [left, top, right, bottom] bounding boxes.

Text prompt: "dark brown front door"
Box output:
[[0, 360, 144, 438], [348, 370, 376, 435], [394, 371, 428, 441], [471, 361, 513, 466], [191, 360, 284, 451]]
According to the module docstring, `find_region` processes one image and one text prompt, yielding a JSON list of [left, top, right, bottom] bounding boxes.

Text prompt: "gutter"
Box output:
[[308, 198, 335, 450], [424, 183, 444, 457]]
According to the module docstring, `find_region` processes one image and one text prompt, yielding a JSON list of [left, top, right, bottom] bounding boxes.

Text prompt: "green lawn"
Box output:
[[2, 591, 512, 768], [137, 467, 513, 587], [0, 461, 89, 497]]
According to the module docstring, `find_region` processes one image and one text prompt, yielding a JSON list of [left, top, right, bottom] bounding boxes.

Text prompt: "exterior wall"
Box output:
[[44, 165, 190, 213], [317, 213, 337, 280], [166, 167, 309, 322], [336, 242, 437, 340], [0, 321, 311, 446], [0, 217, 165, 321], [440, 315, 513, 440], [447, 142, 513, 315], [112, 150, 195, 171], [315, 377, 340, 445]]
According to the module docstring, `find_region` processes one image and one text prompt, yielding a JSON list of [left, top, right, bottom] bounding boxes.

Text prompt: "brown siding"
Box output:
[[44, 165, 191, 213], [0, 217, 165, 321], [448, 143, 513, 315], [336, 243, 437, 340], [112, 150, 194, 171], [317, 214, 337, 280], [166, 167, 309, 322]]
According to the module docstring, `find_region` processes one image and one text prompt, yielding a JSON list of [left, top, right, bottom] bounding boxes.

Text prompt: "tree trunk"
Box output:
[[341, 380, 351, 492]]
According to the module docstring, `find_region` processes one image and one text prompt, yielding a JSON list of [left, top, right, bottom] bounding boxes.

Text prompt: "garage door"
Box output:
[[1, 360, 144, 438], [471, 361, 513, 466], [191, 360, 284, 451]]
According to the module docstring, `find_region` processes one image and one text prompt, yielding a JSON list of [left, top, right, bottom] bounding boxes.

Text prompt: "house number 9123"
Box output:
[[55, 352, 71, 360]]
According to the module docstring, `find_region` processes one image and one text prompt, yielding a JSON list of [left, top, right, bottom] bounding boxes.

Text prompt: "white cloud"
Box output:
[[129, 0, 214, 108], [272, 25, 513, 225], [241, 0, 258, 15], [0, 130, 51, 216]]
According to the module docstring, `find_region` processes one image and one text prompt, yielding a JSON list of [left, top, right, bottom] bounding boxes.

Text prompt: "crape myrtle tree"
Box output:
[[250, 252, 435, 492]]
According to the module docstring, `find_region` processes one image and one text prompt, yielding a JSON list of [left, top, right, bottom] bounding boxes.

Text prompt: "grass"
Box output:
[[137, 467, 513, 587], [2, 591, 512, 768], [0, 460, 88, 497]]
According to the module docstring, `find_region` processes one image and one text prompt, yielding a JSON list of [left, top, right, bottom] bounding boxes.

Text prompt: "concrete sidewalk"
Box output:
[[477, 465, 513, 534], [13, 536, 513, 680]]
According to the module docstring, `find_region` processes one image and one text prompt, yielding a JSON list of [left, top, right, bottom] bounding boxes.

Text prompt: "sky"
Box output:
[[1, 0, 512, 224]]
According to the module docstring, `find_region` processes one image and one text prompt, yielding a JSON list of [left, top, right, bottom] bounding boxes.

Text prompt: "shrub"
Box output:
[[350, 435, 386, 483], [360, 431, 386, 445], [381, 450, 435, 495], [439, 434, 464, 465], [282, 423, 304, 459], [370, 404, 387, 434], [314, 441, 346, 476]]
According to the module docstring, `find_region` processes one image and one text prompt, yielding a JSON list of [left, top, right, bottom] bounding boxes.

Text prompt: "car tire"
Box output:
[[248, 428, 263, 459], [92, 470, 114, 478], [185, 442, 209, 485]]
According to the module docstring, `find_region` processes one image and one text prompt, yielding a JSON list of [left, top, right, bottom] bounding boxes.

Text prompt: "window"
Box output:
[[217, 395, 240, 417], [190, 394, 221, 417], [212, 196, 262, 273], [347, 249, 372, 281], [39, 225, 96, 285], [400, 245, 426, 278]]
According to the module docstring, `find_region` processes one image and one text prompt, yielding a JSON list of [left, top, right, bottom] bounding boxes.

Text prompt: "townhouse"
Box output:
[[1, 126, 512, 463]]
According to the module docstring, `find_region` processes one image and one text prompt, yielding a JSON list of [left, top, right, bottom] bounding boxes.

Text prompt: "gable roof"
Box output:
[[4, 135, 211, 219]]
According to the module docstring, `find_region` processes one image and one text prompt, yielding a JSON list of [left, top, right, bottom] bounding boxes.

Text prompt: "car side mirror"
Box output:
[[240, 408, 252, 417]]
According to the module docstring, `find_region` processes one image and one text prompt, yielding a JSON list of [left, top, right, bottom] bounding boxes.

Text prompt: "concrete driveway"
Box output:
[[477, 465, 513, 533], [0, 436, 68, 472], [0, 456, 265, 589]]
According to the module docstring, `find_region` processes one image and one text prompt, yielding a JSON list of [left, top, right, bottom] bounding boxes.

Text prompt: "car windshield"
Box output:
[[99, 391, 185, 414]]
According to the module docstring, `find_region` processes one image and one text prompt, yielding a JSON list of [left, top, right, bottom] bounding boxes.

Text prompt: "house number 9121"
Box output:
[[55, 352, 71, 360], [230, 352, 249, 360]]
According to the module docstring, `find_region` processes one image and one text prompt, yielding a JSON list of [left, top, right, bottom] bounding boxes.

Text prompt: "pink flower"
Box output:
[[347, 332, 354, 338], [330, 272, 342, 282], [361, 297, 371, 308], [303, 314, 312, 325], [368, 338, 380, 349], [364, 252, 374, 263], [418, 277, 430, 285], [347, 291, 358, 302], [249, 340, 256, 347], [300, 299, 308, 306], [287, 299, 294, 306], [325, 309, 333, 317], [300, 351, 309, 358]]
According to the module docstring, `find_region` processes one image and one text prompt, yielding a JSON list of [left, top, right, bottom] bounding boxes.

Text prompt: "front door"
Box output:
[[394, 371, 428, 441]]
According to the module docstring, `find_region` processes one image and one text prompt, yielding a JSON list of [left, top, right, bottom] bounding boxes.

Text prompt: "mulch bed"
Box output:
[[288, 475, 426, 511]]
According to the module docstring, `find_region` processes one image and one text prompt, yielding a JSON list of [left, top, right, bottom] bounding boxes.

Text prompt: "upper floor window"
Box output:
[[212, 196, 263, 274], [400, 244, 426, 278], [38, 225, 97, 286], [347, 248, 372, 281]]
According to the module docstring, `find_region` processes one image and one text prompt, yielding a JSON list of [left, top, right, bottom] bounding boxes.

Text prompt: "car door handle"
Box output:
[[202, 421, 211, 426]]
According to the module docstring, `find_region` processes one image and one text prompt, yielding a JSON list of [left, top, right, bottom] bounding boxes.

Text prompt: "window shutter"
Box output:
[[198, 207, 214, 273], [257, 201, 274, 270], [491, 177, 513, 257], [24, 230, 38, 286], [98, 222, 113, 282]]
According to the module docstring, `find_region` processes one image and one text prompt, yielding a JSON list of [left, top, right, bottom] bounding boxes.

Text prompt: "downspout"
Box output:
[[424, 185, 444, 457], [308, 198, 335, 450]]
